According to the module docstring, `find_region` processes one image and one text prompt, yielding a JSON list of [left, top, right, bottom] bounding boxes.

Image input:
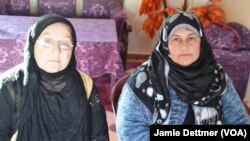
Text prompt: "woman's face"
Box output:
[[34, 23, 73, 73], [168, 28, 201, 66]]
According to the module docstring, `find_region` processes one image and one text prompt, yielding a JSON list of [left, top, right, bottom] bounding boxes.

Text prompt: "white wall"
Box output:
[[220, 0, 250, 29], [123, 0, 155, 54], [124, 0, 250, 55]]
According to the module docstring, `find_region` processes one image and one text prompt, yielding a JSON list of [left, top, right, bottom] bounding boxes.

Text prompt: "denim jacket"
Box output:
[[116, 75, 250, 141]]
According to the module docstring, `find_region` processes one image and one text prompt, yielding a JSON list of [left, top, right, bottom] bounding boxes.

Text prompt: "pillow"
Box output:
[[38, 0, 77, 17], [228, 22, 250, 50], [83, 0, 113, 18], [7, 0, 30, 15], [0, 0, 8, 14], [7, 0, 82, 18], [7, 0, 122, 19], [204, 22, 241, 51]]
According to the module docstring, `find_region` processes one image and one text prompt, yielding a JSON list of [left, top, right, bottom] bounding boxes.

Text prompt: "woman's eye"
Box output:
[[187, 36, 194, 41], [170, 37, 180, 42], [173, 38, 182, 44], [60, 42, 73, 49], [173, 38, 180, 41], [61, 44, 69, 49]]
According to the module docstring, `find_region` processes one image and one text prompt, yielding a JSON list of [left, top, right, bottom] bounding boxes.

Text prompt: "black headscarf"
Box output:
[[16, 14, 91, 140], [127, 11, 226, 125]]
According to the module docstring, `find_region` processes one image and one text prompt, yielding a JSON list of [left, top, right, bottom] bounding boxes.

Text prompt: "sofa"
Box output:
[[205, 22, 250, 100], [0, 0, 130, 65], [0, 0, 129, 111]]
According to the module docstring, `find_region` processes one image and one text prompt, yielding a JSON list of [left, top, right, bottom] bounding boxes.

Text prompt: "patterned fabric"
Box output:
[[0, 15, 125, 82], [38, 0, 77, 17], [127, 11, 226, 125], [75, 42, 125, 79], [3, 0, 127, 42], [116, 77, 250, 141], [205, 22, 241, 51], [204, 22, 250, 99], [6, 0, 29, 15], [228, 22, 250, 50], [0, 40, 125, 79], [83, 0, 127, 42], [213, 49, 250, 99], [0, 0, 8, 14], [5, 0, 124, 18]]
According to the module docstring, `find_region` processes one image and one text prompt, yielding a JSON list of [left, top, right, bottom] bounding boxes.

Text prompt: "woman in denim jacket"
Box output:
[[116, 11, 250, 141]]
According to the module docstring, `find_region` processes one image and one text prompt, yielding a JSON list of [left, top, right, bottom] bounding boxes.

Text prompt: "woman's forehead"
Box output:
[[39, 23, 72, 38]]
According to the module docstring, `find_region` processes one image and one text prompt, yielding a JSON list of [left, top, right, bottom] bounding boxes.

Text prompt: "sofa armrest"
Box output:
[[123, 21, 132, 48], [119, 20, 132, 70]]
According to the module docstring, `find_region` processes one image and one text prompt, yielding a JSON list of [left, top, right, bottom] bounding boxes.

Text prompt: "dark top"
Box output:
[[0, 67, 109, 141]]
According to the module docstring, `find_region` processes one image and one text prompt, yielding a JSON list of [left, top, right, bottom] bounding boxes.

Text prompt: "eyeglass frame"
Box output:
[[36, 38, 74, 50]]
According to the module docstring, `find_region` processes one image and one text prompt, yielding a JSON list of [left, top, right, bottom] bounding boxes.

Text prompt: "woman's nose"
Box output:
[[51, 41, 61, 54], [180, 40, 189, 49]]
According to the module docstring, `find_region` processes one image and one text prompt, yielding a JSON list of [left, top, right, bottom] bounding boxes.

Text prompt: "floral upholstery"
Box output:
[[83, 0, 127, 42], [1, 0, 127, 42], [4, 0, 124, 18], [213, 49, 250, 100], [6, 0, 30, 15], [228, 22, 250, 51], [205, 22, 241, 51], [205, 23, 250, 99], [83, 0, 122, 18], [0, 0, 8, 14]]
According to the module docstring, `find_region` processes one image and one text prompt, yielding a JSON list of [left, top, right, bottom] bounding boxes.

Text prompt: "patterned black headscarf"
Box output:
[[127, 11, 226, 125], [16, 14, 91, 140]]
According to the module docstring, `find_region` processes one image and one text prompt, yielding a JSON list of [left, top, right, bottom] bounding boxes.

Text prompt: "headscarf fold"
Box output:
[[127, 11, 226, 125]]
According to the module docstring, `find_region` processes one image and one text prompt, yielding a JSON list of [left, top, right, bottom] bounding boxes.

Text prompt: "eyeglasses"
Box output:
[[36, 38, 74, 50], [168, 35, 200, 47]]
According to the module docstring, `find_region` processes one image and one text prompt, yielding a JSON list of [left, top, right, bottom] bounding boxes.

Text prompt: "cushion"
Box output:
[[204, 22, 241, 51], [6, 0, 124, 19], [228, 22, 250, 50], [83, 0, 126, 19], [0, 0, 9, 14], [213, 49, 250, 100], [7, 0, 79, 17]]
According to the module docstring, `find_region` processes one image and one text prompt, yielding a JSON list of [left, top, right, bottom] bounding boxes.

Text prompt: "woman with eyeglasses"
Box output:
[[116, 11, 250, 141], [0, 14, 109, 141]]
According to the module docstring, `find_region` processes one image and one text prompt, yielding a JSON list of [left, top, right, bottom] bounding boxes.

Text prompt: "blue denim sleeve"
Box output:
[[116, 83, 152, 141], [221, 75, 250, 124]]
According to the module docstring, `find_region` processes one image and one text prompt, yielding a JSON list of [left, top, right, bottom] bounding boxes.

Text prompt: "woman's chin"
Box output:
[[42, 68, 61, 73], [176, 56, 197, 66], [176, 60, 194, 67]]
